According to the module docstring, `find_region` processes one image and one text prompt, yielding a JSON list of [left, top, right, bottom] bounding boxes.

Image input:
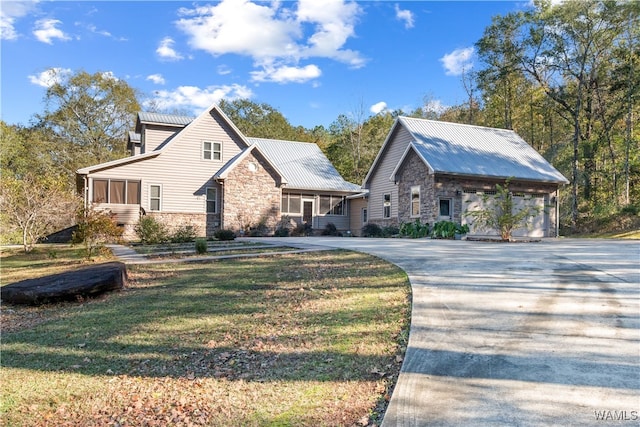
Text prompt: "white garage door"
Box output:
[[462, 191, 546, 238]]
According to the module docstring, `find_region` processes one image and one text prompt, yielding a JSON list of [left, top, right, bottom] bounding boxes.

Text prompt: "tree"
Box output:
[[74, 205, 123, 260], [465, 179, 541, 241], [0, 173, 77, 251], [38, 69, 140, 168]]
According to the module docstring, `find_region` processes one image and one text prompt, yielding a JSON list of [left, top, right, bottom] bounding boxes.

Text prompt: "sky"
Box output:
[[1, 0, 533, 129]]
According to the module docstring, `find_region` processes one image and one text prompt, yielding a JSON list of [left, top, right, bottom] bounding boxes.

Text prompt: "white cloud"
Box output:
[[423, 99, 448, 115], [1, 0, 37, 40], [28, 67, 71, 88], [394, 4, 414, 29], [440, 47, 474, 76], [148, 84, 254, 113], [156, 36, 184, 61], [33, 18, 70, 44], [370, 101, 388, 115], [146, 74, 166, 85], [176, 0, 365, 83], [217, 64, 232, 75], [251, 64, 321, 84]]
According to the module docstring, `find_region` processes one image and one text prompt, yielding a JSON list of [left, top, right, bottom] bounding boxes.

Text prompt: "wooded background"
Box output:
[[2, 1, 638, 242]]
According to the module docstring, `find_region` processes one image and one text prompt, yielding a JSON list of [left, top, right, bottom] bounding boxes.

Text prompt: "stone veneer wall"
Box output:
[[221, 149, 281, 233]]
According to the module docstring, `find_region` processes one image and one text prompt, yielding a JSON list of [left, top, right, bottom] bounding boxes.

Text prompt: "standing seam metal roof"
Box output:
[[399, 117, 569, 183], [247, 137, 361, 192], [137, 112, 194, 126]]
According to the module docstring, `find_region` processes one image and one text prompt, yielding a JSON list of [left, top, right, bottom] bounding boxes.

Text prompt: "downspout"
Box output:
[[219, 180, 224, 231], [84, 176, 88, 210], [555, 187, 560, 238]]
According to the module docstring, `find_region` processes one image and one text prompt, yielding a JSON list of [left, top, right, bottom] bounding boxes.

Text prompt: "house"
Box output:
[[358, 117, 569, 238], [76, 104, 361, 239]]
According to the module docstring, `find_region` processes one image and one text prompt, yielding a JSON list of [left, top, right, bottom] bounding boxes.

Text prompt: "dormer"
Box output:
[[134, 112, 194, 153]]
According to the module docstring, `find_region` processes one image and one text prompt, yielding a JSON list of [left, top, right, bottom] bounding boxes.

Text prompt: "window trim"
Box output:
[[206, 186, 217, 214], [383, 193, 391, 219], [149, 184, 162, 212], [203, 141, 222, 161], [438, 198, 452, 219], [410, 185, 420, 218]]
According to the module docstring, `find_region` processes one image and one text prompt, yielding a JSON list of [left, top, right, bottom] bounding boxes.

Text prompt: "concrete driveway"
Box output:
[[254, 237, 640, 426]]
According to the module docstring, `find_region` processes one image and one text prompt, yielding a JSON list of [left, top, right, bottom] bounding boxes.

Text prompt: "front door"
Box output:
[[303, 200, 313, 225], [438, 198, 452, 221]]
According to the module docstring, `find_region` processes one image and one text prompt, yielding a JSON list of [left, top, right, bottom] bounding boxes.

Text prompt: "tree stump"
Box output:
[[1, 262, 127, 305]]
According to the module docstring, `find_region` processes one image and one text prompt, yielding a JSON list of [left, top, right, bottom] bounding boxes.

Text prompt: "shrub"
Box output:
[[274, 227, 290, 237], [382, 225, 400, 237], [431, 221, 468, 239], [400, 219, 430, 238], [291, 222, 313, 236], [135, 216, 168, 245], [74, 206, 124, 260], [321, 223, 341, 236], [171, 225, 197, 243], [195, 238, 208, 254], [361, 223, 383, 237], [214, 229, 236, 241]]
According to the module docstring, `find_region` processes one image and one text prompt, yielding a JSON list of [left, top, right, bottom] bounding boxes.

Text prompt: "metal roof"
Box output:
[[128, 131, 140, 143], [247, 137, 362, 192], [399, 117, 569, 183], [137, 111, 194, 127]]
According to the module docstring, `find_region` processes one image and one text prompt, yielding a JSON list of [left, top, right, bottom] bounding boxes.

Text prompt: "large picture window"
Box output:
[[319, 195, 346, 216], [92, 179, 140, 204], [411, 186, 420, 217], [203, 141, 222, 161], [383, 194, 391, 219], [206, 187, 217, 213]]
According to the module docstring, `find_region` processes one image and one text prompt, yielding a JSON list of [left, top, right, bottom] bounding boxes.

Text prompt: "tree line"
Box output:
[[1, 0, 638, 246]]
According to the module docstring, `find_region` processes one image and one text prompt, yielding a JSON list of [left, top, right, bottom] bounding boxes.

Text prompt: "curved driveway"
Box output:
[[255, 237, 640, 426]]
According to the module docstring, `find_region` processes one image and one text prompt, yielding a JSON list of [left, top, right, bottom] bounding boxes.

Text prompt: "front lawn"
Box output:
[[1, 249, 411, 426]]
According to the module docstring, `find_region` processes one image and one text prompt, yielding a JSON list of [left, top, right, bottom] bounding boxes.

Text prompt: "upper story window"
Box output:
[[203, 141, 222, 161], [92, 179, 140, 204]]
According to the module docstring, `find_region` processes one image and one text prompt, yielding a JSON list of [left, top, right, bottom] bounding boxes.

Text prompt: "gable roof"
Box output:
[[77, 103, 249, 175], [135, 112, 194, 132], [245, 137, 361, 192], [368, 117, 568, 185], [214, 143, 288, 185]]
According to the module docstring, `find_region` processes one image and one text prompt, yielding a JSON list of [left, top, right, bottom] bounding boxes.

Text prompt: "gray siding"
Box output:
[[367, 126, 413, 221], [88, 109, 246, 220]]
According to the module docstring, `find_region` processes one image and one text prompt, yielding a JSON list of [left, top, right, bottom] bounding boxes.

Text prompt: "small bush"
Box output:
[[291, 222, 313, 236], [399, 219, 430, 238], [361, 223, 383, 237], [171, 225, 197, 243], [321, 223, 341, 236], [214, 229, 236, 241], [382, 225, 400, 237], [135, 216, 168, 245], [431, 221, 468, 239], [274, 227, 290, 237], [195, 238, 208, 254], [74, 206, 124, 259]]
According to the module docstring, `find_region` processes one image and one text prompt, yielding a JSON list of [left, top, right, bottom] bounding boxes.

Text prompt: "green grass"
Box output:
[[1, 249, 411, 426]]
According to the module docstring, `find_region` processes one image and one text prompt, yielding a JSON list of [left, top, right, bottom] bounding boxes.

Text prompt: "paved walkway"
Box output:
[[250, 237, 640, 427], [106, 241, 333, 265]]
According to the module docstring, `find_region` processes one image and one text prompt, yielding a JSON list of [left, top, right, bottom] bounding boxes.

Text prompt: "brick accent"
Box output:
[[221, 149, 282, 233]]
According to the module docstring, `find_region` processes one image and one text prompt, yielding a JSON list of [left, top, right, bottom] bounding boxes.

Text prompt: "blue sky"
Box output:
[[1, 0, 530, 129]]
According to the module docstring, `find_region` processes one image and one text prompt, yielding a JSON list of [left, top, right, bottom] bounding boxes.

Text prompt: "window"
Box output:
[[383, 194, 391, 219], [281, 193, 301, 214], [319, 195, 346, 216], [411, 186, 420, 217], [150, 185, 162, 211], [362, 208, 368, 224], [92, 179, 140, 204], [203, 141, 222, 161], [206, 187, 217, 213], [439, 199, 451, 218]]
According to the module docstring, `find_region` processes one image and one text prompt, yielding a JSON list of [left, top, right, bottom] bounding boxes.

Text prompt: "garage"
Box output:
[[462, 190, 548, 238]]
